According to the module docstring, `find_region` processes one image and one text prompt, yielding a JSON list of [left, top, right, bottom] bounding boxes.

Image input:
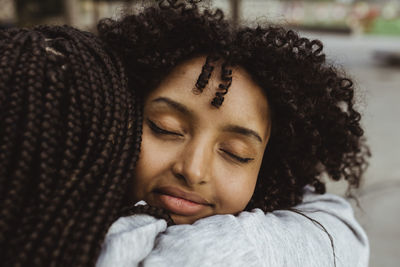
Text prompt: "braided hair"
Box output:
[[98, 0, 370, 212], [0, 25, 143, 266]]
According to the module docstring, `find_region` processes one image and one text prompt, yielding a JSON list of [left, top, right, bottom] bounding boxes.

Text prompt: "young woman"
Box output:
[[96, 1, 369, 266], [0, 0, 369, 266]]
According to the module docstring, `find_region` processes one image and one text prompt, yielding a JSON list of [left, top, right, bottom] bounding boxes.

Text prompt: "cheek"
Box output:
[[132, 129, 174, 200], [214, 168, 258, 213]]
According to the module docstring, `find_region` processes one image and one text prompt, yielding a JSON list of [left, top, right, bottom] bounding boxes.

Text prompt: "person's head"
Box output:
[[132, 56, 271, 224], [0, 26, 142, 265], [98, 0, 369, 223]]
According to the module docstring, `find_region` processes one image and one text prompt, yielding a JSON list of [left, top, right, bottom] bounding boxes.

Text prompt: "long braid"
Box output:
[[1, 32, 47, 254], [58, 28, 133, 265], [22, 36, 93, 265], [77, 34, 142, 265], [10, 33, 54, 263], [0, 32, 24, 195], [0, 26, 142, 266], [40, 28, 123, 265], [44, 32, 114, 265]]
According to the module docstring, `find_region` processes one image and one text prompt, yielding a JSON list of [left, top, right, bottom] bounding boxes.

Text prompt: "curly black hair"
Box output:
[[0, 25, 145, 266], [98, 0, 370, 212]]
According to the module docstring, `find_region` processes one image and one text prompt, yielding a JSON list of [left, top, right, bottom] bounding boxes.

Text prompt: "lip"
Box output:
[[155, 186, 211, 205], [153, 186, 213, 216]]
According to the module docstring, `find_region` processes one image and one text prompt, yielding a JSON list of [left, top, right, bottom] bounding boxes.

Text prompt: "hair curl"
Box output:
[[98, 0, 370, 212]]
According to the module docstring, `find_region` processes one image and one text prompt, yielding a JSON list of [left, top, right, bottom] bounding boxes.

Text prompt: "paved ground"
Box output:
[[301, 32, 400, 267]]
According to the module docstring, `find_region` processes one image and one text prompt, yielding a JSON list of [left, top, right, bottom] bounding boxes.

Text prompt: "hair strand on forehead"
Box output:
[[194, 55, 216, 94], [211, 62, 233, 108]]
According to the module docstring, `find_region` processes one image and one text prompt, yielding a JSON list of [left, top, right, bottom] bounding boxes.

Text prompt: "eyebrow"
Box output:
[[152, 97, 192, 117], [151, 97, 263, 143], [222, 125, 263, 143]]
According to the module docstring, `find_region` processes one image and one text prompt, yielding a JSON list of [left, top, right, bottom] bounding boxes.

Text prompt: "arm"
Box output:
[[96, 214, 167, 267], [140, 188, 369, 267]]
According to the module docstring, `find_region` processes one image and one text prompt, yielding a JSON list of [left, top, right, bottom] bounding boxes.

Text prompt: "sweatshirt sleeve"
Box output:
[[96, 214, 167, 267], [140, 189, 369, 267]]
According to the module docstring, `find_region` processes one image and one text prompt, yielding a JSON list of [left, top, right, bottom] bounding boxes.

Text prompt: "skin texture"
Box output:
[[132, 56, 271, 224]]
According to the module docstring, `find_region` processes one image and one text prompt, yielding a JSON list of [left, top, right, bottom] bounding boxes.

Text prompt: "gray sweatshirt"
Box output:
[[96, 188, 369, 267]]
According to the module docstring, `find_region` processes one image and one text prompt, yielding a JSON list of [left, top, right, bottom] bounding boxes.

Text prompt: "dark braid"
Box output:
[[0, 26, 143, 266], [1, 30, 47, 246]]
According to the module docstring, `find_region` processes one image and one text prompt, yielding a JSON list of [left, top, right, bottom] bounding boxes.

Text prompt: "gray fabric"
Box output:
[[96, 188, 369, 267]]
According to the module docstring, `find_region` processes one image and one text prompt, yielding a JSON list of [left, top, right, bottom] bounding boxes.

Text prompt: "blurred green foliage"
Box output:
[[370, 18, 400, 35]]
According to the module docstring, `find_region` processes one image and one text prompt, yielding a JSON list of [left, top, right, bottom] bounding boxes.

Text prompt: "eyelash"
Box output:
[[220, 149, 254, 164], [147, 119, 253, 164], [147, 119, 183, 136]]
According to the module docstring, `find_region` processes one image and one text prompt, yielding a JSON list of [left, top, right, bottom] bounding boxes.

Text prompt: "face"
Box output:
[[131, 56, 271, 224]]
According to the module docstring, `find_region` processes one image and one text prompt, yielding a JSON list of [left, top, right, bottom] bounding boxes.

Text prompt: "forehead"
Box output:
[[146, 56, 271, 140]]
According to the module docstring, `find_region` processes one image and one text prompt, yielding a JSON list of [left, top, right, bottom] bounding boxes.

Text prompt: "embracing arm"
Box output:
[[140, 188, 369, 267], [96, 214, 167, 267]]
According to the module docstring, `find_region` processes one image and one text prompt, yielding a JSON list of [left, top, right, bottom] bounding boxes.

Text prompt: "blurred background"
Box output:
[[1, 0, 399, 266]]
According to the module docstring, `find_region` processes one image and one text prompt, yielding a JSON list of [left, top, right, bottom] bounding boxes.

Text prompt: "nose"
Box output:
[[171, 137, 211, 186]]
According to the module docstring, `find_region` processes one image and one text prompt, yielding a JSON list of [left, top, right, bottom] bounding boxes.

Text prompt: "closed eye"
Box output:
[[220, 149, 254, 164], [147, 119, 183, 136]]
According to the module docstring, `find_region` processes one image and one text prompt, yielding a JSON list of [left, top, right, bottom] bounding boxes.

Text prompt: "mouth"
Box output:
[[153, 186, 213, 216]]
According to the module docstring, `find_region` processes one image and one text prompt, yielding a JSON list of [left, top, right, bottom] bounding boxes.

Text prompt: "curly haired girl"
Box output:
[[96, 1, 369, 266]]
